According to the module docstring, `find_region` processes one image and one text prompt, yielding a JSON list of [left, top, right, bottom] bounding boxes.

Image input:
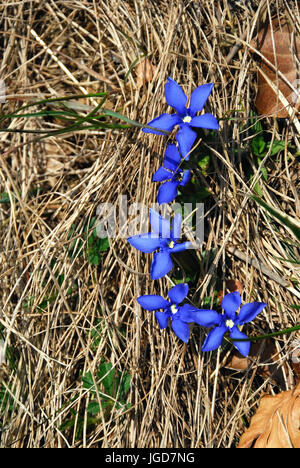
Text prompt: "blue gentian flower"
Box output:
[[153, 144, 191, 204], [143, 77, 219, 158], [196, 291, 267, 357], [137, 283, 202, 343], [127, 209, 191, 280]]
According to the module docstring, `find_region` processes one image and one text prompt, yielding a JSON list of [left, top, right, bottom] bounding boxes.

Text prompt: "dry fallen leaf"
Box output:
[[217, 279, 243, 305], [0, 340, 8, 381], [45, 142, 72, 187], [290, 338, 300, 383], [136, 58, 156, 88], [251, 18, 300, 117], [238, 381, 300, 448], [226, 279, 243, 295], [226, 339, 289, 387]]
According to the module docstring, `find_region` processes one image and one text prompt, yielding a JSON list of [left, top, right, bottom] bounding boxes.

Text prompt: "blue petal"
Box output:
[[158, 238, 169, 250], [230, 326, 250, 357], [165, 77, 187, 115], [137, 295, 170, 311], [155, 311, 170, 329], [170, 241, 191, 253], [127, 233, 161, 253], [150, 251, 173, 280], [149, 208, 171, 238], [168, 283, 189, 304], [176, 124, 197, 160], [221, 291, 241, 318], [153, 167, 172, 182], [177, 304, 203, 323], [192, 309, 221, 327], [142, 113, 180, 134], [172, 212, 182, 241], [201, 325, 227, 352], [237, 302, 267, 325], [171, 318, 190, 343], [157, 181, 178, 205], [163, 143, 181, 171], [179, 170, 191, 187], [190, 113, 219, 130], [189, 83, 214, 117]]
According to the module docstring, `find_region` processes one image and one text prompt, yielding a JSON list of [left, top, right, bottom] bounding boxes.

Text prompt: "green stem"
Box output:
[[0, 92, 108, 119], [102, 109, 170, 134], [229, 324, 300, 342]]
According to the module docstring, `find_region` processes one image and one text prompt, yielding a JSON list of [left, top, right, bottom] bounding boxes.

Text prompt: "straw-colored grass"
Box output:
[[0, 0, 299, 448]]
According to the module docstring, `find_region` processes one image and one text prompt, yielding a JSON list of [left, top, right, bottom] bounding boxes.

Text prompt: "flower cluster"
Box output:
[[127, 77, 266, 356], [153, 144, 191, 205], [143, 77, 219, 158], [127, 209, 191, 280]]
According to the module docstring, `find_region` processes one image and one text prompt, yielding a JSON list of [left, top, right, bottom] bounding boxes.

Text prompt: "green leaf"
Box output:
[[124, 53, 146, 83], [102, 109, 170, 134], [251, 134, 266, 156], [0, 92, 108, 118], [197, 155, 210, 175], [257, 156, 268, 181], [251, 114, 263, 133], [267, 140, 285, 156], [86, 236, 109, 266], [82, 371, 94, 390], [0, 192, 10, 204], [87, 401, 100, 415], [249, 174, 263, 196], [201, 292, 219, 309], [98, 362, 115, 396], [120, 373, 131, 395], [97, 237, 109, 252], [86, 250, 101, 266], [82, 363, 131, 417], [252, 195, 300, 241]]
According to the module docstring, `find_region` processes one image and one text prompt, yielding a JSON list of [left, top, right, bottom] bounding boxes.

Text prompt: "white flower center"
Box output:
[[170, 304, 178, 315], [168, 241, 175, 249], [182, 115, 192, 124], [225, 319, 235, 329]]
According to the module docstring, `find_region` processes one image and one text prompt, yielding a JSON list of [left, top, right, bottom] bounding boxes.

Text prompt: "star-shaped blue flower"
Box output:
[[127, 209, 191, 280], [195, 291, 267, 357], [137, 283, 202, 343], [143, 77, 219, 158], [153, 144, 191, 205]]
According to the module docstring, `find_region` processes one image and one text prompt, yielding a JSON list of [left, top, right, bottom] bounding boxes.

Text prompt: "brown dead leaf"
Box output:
[[290, 338, 300, 383], [226, 353, 248, 371], [45, 142, 72, 187], [226, 279, 243, 295], [217, 279, 243, 305], [237, 381, 300, 448], [226, 340, 289, 387], [251, 18, 300, 118], [136, 58, 156, 88]]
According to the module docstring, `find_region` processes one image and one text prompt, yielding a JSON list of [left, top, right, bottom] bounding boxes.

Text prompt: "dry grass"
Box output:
[[0, 0, 299, 448]]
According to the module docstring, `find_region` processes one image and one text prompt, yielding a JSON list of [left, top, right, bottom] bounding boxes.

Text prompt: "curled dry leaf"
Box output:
[[226, 279, 243, 295], [237, 381, 300, 448], [217, 279, 243, 305], [0, 340, 8, 381], [290, 338, 300, 382], [250, 18, 300, 118], [136, 58, 156, 88], [45, 142, 72, 187], [226, 339, 290, 387]]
